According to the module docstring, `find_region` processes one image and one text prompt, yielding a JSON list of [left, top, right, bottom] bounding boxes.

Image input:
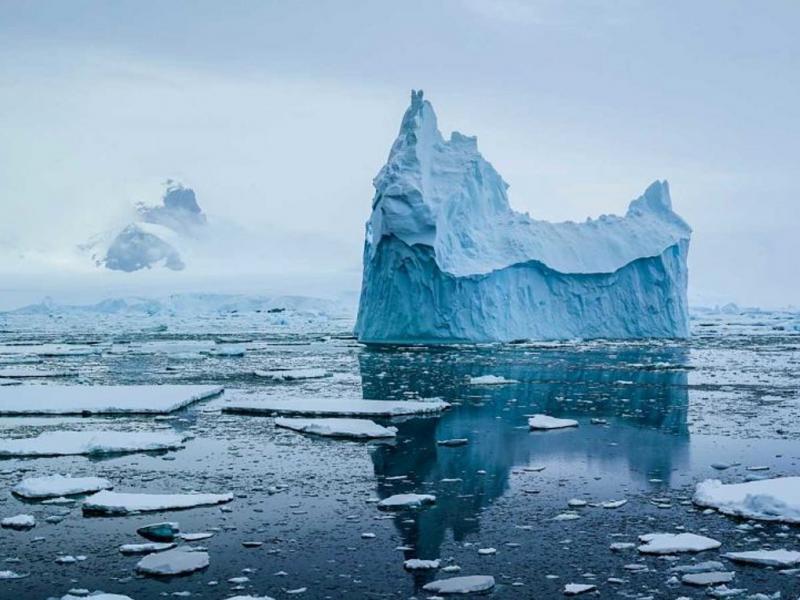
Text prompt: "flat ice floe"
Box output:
[[0, 430, 185, 457], [82, 490, 233, 515], [253, 368, 330, 381], [377, 493, 436, 510], [468, 375, 518, 385], [135, 548, 209, 576], [275, 417, 397, 439], [0, 367, 73, 378], [528, 414, 579, 430], [60, 593, 133, 600], [422, 575, 495, 594], [119, 542, 176, 554], [693, 477, 800, 523], [637, 532, 721, 554], [404, 558, 441, 570], [224, 397, 450, 417], [0, 384, 223, 415], [1, 514, 35, 529], [12, 474, 114, 498], [722, 549, 800, 567]]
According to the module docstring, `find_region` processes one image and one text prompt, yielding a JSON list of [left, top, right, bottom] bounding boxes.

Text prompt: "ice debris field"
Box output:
[[0, 299, 797, 598]]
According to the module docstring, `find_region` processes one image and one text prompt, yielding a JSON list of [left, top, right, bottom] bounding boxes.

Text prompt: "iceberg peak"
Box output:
[[356, 91, 692, 343]]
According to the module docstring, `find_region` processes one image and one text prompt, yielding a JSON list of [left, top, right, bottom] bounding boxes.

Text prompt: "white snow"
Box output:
[[468, 375, 517, 385], [0, 514, 35, 529], [723, 549, 800, 567], [422, 575, 495, 594], [136, 549, 209, 576], [377, 493, 436, 510], [224, 396, 449, 417], [0, 384, 223, 415], [528, 415, 579, 430], [637, 532, 721, 554], [404, 558, 441, 570], [253, 369, 330, 381], [119, 542, 176, 555], [0, 430, 185, 457], [694, 477, 800, 523], [82, 490, 233, 515], [12, 474, 114, 498], [275, 417, 397, 439]]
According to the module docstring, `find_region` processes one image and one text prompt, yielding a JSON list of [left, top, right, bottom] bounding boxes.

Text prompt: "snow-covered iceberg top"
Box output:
[[355, 91, 691, 342]]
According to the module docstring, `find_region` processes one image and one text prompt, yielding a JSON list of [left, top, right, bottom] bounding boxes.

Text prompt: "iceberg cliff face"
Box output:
[[355, 90, 691, 343]]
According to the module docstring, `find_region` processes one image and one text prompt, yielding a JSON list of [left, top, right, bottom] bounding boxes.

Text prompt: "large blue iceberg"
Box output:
[[355, 91, 691, 343]]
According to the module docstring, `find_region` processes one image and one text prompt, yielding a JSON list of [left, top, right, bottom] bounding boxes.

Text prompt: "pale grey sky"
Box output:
[[1, 1, 798, 307]]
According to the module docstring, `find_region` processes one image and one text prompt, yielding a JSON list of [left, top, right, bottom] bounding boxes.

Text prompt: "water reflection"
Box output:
[[360, 344, 690, 572]]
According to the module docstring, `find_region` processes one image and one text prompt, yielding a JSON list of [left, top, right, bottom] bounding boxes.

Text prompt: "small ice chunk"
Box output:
[[225, 397, 449, 417], [601, 499, 628, 509], [1, 514, 35, 529], [252, 369, 329, 381], [422, 575, 495, 594], [469, 375, 517, 385], [567, 499, 587, 508], [138, 522, 180, 541], [0, 570, 28, 579], [12, 474, 113, 499], [564, 583, 597, 595], [275, 417, 397, 439], [637, 532, 721, 554], [670, 561, 725, 573], [0, 430, 185, 457], [403, 558, 441, 570], [377, 493, 436, 510], [83, 491, 233, 515], [136, 549, 209, 576], [60, 592, 134, 600], [528, 415, 578, 430], [723, 549, 800, 567], [437, 438, 469, 447], [180, 532, 214, 542], [681, 571, 734, 586], [693, 477, 800, 523], [119, 542, 176, 555]]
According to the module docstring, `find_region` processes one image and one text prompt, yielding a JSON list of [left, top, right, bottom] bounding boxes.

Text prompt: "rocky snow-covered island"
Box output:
[[355, 90, 692, 343]]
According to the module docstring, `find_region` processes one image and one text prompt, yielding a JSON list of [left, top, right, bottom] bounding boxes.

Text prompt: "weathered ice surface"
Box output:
[[355, 90, 691, 342]]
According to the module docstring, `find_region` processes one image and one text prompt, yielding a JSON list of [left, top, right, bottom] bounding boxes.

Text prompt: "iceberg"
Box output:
[[355, 90, 692, 343]]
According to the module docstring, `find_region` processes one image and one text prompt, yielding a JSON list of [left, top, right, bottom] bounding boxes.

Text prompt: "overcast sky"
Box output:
[[1, 0, 798, 307]]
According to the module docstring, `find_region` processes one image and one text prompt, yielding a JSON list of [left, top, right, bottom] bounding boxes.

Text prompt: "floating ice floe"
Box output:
[[224, 596, 276, 600], [404, 558, 441, 570], [377, 493, 436, 510], [637, 532, 721, 554], [528, 415, 579, 430], [0, 514, 35, 529], [0, 430, 185, 457], [82, 490, 233, 516], [0, 367, 73, 378], [119, 542, 176, 555], [0, 384, 223, 415], [468, 375, 517, 385], [422, 575, 495, 594], [253, 369, 330, 381], [12, 474, 114, 499], [60, 592, 134, 600], [136, 548, 209, 576], [670, 561, 725, 574], [681, 571, 734, 586], [723, 549, 800, 567], [274, 417, 397, 439], [693, 477, 800, 523], [224, 397, 449, 417], [0, 570, 28, 579], [564, 583, 597, 595], [137, 522, 180, 541]]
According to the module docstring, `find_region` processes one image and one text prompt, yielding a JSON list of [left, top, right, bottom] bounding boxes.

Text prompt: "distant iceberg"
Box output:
[[355, 90, 691, 343]]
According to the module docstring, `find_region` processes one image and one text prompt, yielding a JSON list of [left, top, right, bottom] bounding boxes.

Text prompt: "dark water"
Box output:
[[0, 310, 798, 598]]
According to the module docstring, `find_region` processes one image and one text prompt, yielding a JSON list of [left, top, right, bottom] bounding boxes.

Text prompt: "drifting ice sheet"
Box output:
[[275, 417, 397, 439], [637, 532, 721, 554], [377, 493, 436, 510], [0, 384, 223, 415], [82, 490, 233, 515], [528, 415, 579, 430], [422, 575, 495, 594], [224, 397, 449, 417], [723, 549, 800, 567], [0, 430, 185, 457], [253, 369, 330, 381], [693, 477, 800, 523], [12, 474, 114, 498], [136, 549, 210, 576], [355, 90, 691, 342]]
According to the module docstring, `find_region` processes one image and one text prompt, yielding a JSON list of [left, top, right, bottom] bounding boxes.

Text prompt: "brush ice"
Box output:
[[224, 396, 449, 417], [422, 575, 495, 594], [693, 477, 800, 523], [82, 490, 233, 515], [275, 417, 397, 439], [12, 474, 113, 499], [637, 532, 721, 554], [0, 430, 185, 457], [355, 90, 691, 342], [0, 384, 223, 415]]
